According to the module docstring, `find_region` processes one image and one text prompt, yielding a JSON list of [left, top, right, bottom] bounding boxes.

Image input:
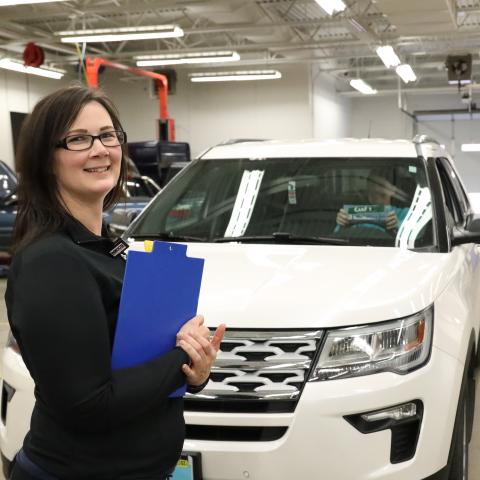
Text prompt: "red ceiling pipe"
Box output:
[[85, 56, 175, 141]]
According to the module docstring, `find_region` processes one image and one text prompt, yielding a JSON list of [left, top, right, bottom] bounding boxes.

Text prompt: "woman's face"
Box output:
[[53, 101, 122, 207]]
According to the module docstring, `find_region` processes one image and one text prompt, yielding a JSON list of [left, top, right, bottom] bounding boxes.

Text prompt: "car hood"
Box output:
[[129, 242, 456, 329]]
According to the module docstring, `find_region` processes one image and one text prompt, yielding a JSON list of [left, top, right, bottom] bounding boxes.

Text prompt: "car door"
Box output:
[[435, 157, 480, 339]]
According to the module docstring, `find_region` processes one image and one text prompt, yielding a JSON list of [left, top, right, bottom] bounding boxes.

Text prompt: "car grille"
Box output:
[[185, 329, 323, 414]]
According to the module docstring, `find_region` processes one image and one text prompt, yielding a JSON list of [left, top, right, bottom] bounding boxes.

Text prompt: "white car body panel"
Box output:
[[132, 241, 480, 360], [0, 349, 35, 461], [184, 347, 461, 480], [201, 139, 418, 160], [1, 138, 479, 480]]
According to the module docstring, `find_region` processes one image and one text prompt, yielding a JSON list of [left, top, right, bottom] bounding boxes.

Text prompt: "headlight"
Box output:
[[309, 306, 433, 381]]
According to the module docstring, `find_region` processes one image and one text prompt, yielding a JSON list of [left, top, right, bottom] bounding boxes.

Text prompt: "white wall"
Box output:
[[350, 95, 415, 139], [311, 69, 351, 139], [0, 63, 313, 167], [350, 92, 480, 193], [0, 69, 73, 169], [102, 63, 313, 158], [4, 64, 478, 194]]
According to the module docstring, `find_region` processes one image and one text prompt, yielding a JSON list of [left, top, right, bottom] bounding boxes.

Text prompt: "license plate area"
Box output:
[[170, 452, 202, 480]]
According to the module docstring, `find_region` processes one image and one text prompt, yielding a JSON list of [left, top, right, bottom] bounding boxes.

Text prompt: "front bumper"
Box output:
[[0, 348, 35, 463], [184, 345, 461, 480]]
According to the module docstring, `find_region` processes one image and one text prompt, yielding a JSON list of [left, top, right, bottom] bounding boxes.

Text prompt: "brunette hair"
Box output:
[[13, 84, 128, 252], [367, 169, 395, 193]]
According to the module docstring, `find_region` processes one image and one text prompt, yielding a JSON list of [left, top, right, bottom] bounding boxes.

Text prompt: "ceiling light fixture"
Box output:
[[0, 0, 68, 5], [0, 58, 65, 79], [461, 144, 480, 152], [448, 79, 471, 85], [376, 45, 401, 68], [190, 70, 281, 82], [58, 25, 183, 43], [136, 51, 240, 67], [349, 78, 377, 95], [395, 64, 417, 83], [314, 0, 346, 15]]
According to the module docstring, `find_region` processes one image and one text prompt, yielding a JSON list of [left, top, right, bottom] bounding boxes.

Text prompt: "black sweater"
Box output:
[[5, 218, 193, 479]]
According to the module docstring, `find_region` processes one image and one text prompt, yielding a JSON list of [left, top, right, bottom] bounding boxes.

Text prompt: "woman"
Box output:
[[5, 85, 225, 479], [335, 171, 409, 232]]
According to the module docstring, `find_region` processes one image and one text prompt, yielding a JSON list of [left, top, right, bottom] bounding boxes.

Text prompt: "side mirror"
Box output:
[[127, 210, 140, 224], [451, 214, 480, 246]]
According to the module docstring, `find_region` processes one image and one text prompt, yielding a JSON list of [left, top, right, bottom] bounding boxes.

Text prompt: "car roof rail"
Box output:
[[412, 134, 440, 145], [218, 138, 269, 146]]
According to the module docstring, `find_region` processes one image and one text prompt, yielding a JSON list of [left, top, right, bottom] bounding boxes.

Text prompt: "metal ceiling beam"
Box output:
[[0, 0, 313, 22], [339, 84, 480, 97], [445, 0, 457, 29]]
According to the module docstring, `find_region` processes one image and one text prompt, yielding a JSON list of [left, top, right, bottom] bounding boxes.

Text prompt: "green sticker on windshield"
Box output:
[[409, 165, 417, 173]]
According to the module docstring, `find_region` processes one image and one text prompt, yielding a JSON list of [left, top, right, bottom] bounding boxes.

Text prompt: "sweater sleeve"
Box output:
[[9, 248, 189, 432]]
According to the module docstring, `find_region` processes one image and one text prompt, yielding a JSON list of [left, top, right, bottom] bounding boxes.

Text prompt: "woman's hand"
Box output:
[[336, 208, 350, 227], [176, 315, 210, 344], [177, 323, 226, 386]]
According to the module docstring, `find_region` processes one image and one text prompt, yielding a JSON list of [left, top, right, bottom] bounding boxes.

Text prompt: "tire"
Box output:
[[448, 383, 469, 480]]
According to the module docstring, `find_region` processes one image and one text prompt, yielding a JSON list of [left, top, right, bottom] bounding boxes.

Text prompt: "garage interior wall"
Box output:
[[3, 64, 480, 195], [103, 63, 313, 158], [1, 63, 313, 167], [0, 71, 70, 169], [311, 69, 351, 139], [350, 93, 480, 193]]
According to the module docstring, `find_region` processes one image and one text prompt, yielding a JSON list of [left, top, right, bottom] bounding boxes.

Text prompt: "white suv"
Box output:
[[2, 137, 480, 480]]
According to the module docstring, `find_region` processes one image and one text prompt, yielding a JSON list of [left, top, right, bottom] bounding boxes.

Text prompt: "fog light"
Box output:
[[345, 400, 423, 464], [361, 402, 417, 422]]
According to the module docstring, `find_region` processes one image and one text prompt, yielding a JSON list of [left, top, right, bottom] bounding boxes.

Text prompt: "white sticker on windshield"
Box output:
[[224, 170, 264, 237], [409, 165, 417, 173], [288, 181, 297, 205]]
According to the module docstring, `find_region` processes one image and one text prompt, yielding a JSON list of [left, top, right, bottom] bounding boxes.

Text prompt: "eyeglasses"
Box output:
[[56, 130, 127, 151]]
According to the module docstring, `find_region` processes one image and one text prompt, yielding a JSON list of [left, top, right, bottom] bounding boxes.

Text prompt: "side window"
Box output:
[[0, 161, 16, 200], [436, 159, 463, 227]]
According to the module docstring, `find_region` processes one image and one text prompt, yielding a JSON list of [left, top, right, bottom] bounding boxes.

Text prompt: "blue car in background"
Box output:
[[104, 175, 160, 237], [0, 157, 160, 267], [0, 161, 17, 269]]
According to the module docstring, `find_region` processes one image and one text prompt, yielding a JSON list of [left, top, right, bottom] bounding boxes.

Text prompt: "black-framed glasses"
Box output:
[[56, 130, 127, 151]]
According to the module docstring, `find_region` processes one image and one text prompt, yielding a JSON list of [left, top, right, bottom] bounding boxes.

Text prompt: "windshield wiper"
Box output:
[[213, 232, 348, 245], [131, 232, 208, 242]]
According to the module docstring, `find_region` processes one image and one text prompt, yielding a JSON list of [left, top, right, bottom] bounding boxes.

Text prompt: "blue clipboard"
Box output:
[[112, 241, 204, 397]]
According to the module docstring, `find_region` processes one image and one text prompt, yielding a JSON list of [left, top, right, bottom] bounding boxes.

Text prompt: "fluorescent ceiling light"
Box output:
[[136, 51, 240, 66], [190, 70, 282, 82], [0, 0, 67, 4], [376, 45, 401, 68], [349, 78, 377, 95], [315, 0, 346, 15], [396, 64, 417, 83], [0, 58, 65, 79], [448, 79, 471, 85], [58, 25, 183, 43], [461, 144, 480, 152]]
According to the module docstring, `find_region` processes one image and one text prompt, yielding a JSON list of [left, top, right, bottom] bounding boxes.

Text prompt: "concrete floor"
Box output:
[[0, 279, 478, 479]]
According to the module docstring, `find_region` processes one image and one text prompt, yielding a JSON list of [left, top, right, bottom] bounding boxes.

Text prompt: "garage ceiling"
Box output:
[[0, 0, 479, 94]]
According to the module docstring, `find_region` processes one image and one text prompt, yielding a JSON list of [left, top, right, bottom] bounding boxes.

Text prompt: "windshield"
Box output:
[[128, 157, 434, 249]]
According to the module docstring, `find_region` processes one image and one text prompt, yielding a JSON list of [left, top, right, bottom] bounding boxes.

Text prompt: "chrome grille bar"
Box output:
[[186, 329, 323, 402]]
